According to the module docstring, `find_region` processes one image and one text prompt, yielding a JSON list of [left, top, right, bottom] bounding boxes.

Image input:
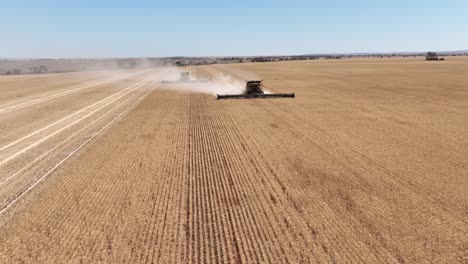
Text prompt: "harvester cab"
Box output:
[[217, 80, 295, 99], [245, 80, 265, 94]]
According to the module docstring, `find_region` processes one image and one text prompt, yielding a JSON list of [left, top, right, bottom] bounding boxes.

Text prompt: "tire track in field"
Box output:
[[210, 66, 466, 262], [118, 89, 186, 263], [0, 63, 465, 263], [208, 67, 382, 262], [85, 89, 158, 262], [217, 102, 371, 262], [252, 101, 468, 261], [213, 65, 468, 220], [57, 93, 152, 260], [0, 69, 163, 217], [146, 95, 188, 263], [26, 69, 168, 256], [0, 85, 149, 188], [191, 95, 228, 263], [16, 88, 175, 262], [0, 78, 102, 109], [0, 79, 111, 116], [206, 97, 272, 263], [206, 68, 301, 262], [208, 100, 292, 263], [186, 93, 300, 263], [0, 86, 154, 262], [0, 89, 110, 139], [0, 70, 148, 116], [0, 79, 147, 164], [0, 75, 93, 104], [0, 81, 151, 215], [218, 66, 468, 231], [208, 98, 300, 263], [132, 94, 174, 263], [62, 90, 182, 262], [212, 88, 398, 261], [0, 82, 152, 217]]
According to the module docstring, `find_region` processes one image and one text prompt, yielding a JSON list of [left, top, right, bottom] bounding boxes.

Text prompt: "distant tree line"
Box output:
[[30, 65, 49, 73], [4, 69, 22, 75], [3, 65, 49, 75], [426, 52, 445, 61]]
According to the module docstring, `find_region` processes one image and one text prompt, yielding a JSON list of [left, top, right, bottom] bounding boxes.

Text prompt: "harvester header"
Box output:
[[217, 80, 295, 99]]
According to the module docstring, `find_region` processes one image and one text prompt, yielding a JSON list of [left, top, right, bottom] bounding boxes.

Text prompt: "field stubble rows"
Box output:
[[0, 58, 467, 263]]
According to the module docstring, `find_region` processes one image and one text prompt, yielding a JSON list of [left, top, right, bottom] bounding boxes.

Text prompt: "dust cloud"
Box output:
[[69, 61, 264, 97], [148, 67, 247, 96]]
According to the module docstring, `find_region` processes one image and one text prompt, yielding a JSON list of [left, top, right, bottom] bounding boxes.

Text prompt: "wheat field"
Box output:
[[0, 58, 466, 263]]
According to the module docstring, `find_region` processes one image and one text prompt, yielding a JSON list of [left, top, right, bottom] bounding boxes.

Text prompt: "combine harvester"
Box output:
[[217, 80, 295, 100], [161, 72, 208, 84]]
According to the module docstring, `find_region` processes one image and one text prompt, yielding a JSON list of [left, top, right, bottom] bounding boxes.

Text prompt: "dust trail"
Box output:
[[150, 66, 259, 96], [209, 68, 272, 94], [212, 66, 262, 82]]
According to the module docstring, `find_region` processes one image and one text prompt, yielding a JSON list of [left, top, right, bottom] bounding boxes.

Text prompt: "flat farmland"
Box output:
[[0, 58, 467, 263]]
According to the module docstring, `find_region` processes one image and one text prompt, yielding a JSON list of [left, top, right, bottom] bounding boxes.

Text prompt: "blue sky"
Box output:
[[1, 0, 467, 58]]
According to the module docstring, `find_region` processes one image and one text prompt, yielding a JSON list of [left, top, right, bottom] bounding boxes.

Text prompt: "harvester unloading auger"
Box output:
[[161, 72, 208, 84], [217, 80, 295, 99]]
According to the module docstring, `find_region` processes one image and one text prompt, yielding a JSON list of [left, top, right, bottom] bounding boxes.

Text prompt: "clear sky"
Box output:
[[1, 0, 467, 58]]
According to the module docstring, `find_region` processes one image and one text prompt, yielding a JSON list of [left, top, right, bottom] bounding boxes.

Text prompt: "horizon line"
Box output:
[[1, 49, 467, 60]]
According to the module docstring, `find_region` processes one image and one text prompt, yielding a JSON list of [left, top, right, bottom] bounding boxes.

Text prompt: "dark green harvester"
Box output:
[[217, 80, 295, 99]]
